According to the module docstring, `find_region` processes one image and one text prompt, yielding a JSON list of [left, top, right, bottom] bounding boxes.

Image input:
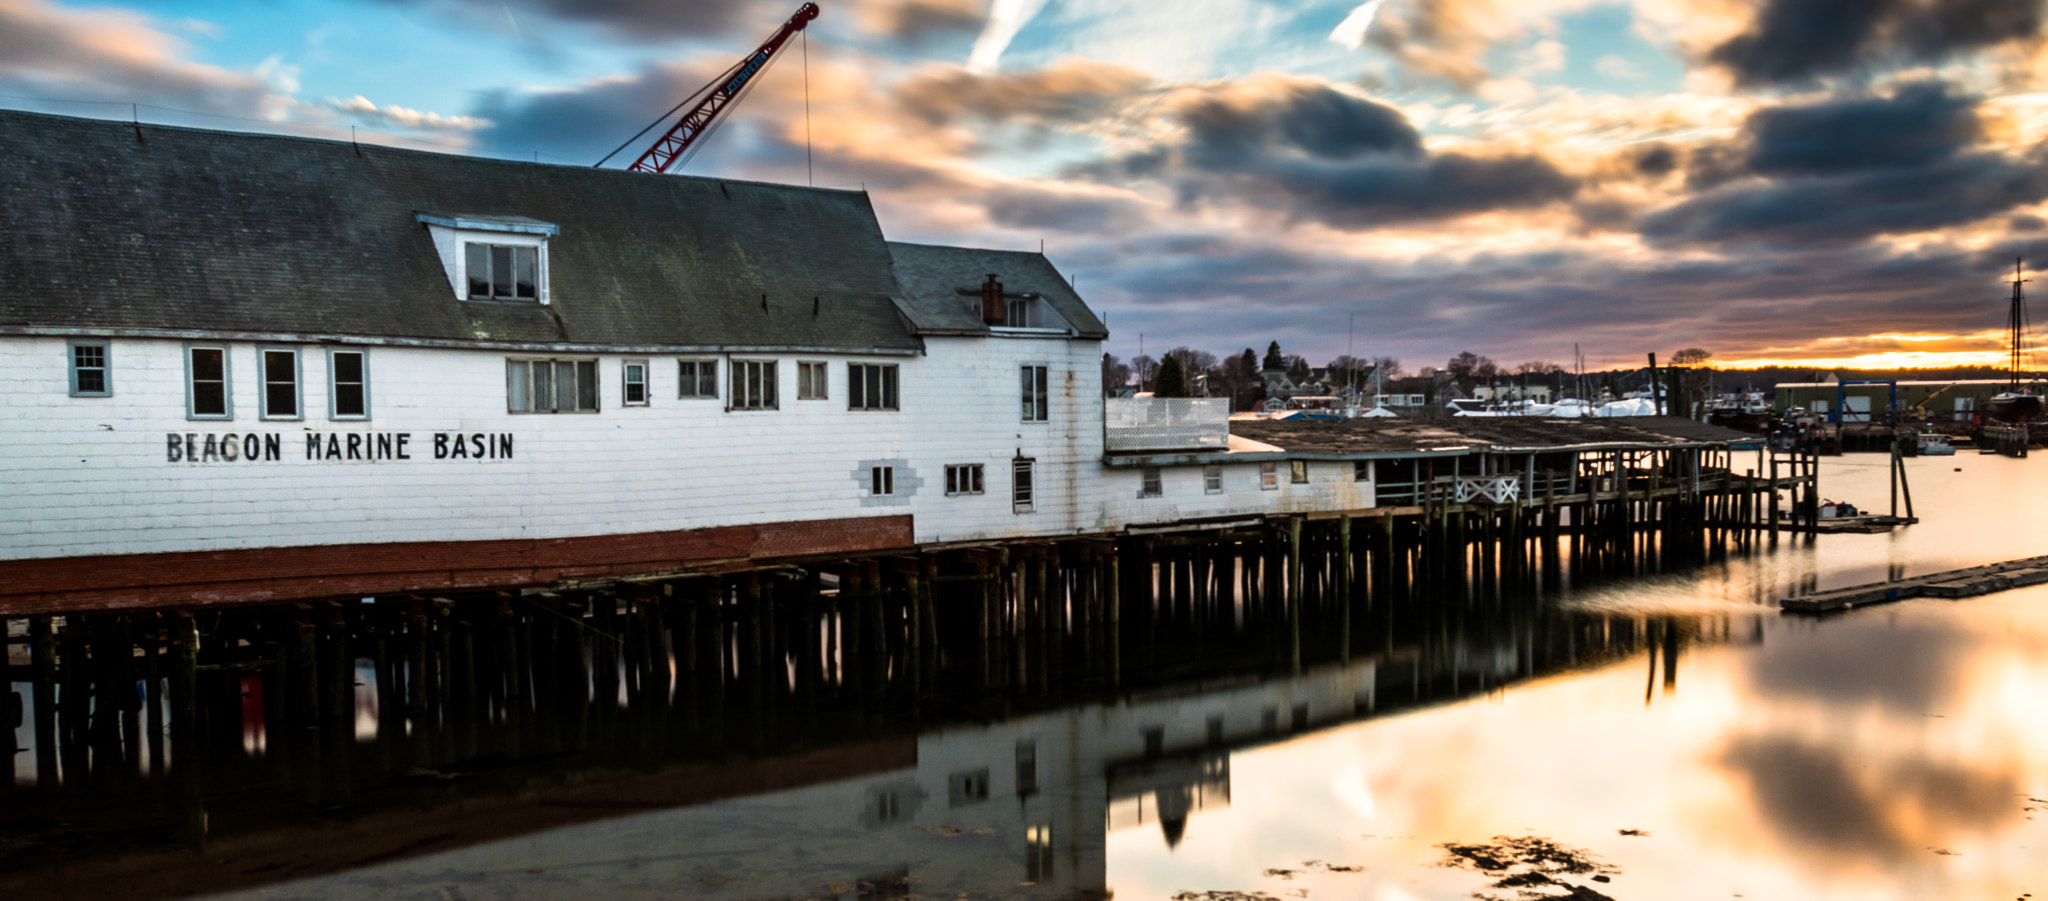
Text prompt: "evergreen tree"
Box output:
[[1263, 341, 1285, 371], [1154, 354, 1189, 397]]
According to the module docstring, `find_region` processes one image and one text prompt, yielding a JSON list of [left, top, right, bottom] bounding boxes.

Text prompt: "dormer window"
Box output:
[[417, 212, 556, 305], [466, 243, 539, 300], [1006, 298, 1031, 327]]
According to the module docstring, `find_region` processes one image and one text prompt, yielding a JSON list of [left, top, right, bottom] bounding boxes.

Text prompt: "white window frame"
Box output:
[[1006, 298, 1031, 328], [848, 362, 898, 411], [418, 213, 556, 305], [257, 346, 303, 421], [507, 358, 600, 414], [1139, 466, 1163, 498], [797, 360, 829, 400], [1204, 464, 1223, 494], [1259, 462, 1278, 491], [463, 241, 545, 302], [67, 339, 111, 397], [327, 347, 370, 420], [678, 359, 718, 399], [1290, 460, 1309, 484], [184, 343, 233, 421], [1021, 364, 1049, 423], [1013, 457, 1036, 513], [870, 465, 895, 496], [731, 359, 778, 411], [946, 464, 985, 496], [622, 359, 650, 407]]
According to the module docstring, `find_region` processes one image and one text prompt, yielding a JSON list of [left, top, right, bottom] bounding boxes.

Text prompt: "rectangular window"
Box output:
[[1259, 462, 1278, 491], [732, 359, 778, 410], [1354, 460, 1371, 481], [1006, 298, 1031, 328], [465, 242, 539, 301], [507, 358, 599, 413], [1026, 824, 1054, 882], [68, 341, 110, 397], [797, 361, 828, 400], [948, 769, 991, 807], [847, 363, 898, 411], [329, 348, 368, 419], [622, 360, 648, 406], [1204, 464, 1223, 494], [1139, 466, 1163, 498], [1290, 460, 1309, 484], [186, 344, 231, 420], [870, 465, 894, 496], [259, 348, 301, 420], [678, 359, 717, 399], [1013, 458, 1035, 513], [946, 464, 985, 496], [1021, 364, 1049, 422], [1016, 740, 1039, 799]]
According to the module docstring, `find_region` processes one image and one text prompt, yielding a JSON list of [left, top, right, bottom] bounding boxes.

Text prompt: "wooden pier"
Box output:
[[1780, 554, 2048, 613]]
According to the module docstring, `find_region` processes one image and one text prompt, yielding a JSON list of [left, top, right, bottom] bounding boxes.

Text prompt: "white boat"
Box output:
[[1918, 433, 1956, 456]]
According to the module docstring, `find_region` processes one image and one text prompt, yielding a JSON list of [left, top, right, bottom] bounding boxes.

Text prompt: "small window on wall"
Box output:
[[465, 242, 540, 301], [68, 340, 110, 397], [1139, 466, 1163, 498], [946, 464, 984, 496], [678, 359, 717, 399], [186, 344, 231, 420], [870, 465, 895, 496], [1026, 824, 1055, 882], [1259, 462, 1278, 490], [732, 359, 777, 410], [1204, 465, 1223, 494], [1290, 460, 1309, 484], [797, 361, 828, 400], [622, 360, 649, 406], [329, 348, 369, 419], [848, 363, 897, 410], [1354, 460, 1371, 481], [1013, 457, 1036, 513], [507, 358, 599, 413], [259, 347, 301, 420], [1021, 365, 1049, 422]]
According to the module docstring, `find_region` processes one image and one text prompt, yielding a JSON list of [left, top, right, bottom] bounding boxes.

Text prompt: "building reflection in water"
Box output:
[[0, 532, 1735, 900]]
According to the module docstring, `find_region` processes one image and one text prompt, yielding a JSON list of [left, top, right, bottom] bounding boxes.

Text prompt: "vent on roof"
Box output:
[[980, 274, 1005, 325]]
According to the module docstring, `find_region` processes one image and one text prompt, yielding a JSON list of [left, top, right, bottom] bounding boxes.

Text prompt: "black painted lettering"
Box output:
[[265, 434, 281, 461], [221, 434, 239, 461], [306, 433, 322, 460], [397, 433, 411, 460], [185, 434, 197, 463], [470, 433, 485, 459], [376, 433, 393, 460], [347, 433, 363, 460], [434, 433, 449, 459], [201, 434, 219, 462], [243, 434, 260, 462], [167, 433, 183, 463], [450, 433, 469, 459], [497, 433, 513, 459], [326, 434, 341, 460]]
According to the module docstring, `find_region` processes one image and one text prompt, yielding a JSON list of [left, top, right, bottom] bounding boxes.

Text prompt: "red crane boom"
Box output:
[[626, 3, 819, 174]]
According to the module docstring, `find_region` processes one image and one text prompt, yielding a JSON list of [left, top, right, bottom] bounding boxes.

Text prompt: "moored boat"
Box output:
[[1990, 258, 2044, 423]]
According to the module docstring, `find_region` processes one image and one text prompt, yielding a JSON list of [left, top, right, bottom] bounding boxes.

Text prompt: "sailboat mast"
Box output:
[[2012, 258, 2030, 392]]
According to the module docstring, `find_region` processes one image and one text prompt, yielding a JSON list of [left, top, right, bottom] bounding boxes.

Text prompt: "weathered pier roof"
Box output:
[[1230, 416, 1756, 456]]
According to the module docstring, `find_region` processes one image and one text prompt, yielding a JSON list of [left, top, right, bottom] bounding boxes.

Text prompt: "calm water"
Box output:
[[8, 454, 2048, 900]]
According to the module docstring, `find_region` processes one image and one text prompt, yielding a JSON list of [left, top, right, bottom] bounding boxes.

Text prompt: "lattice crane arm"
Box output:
[[626, 3, 819, 174]]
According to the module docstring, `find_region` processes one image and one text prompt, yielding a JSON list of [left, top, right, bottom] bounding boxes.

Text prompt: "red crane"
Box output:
[[601, 3, 820, 174]]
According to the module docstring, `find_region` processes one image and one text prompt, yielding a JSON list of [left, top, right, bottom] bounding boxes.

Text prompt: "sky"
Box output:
[[6, 0, 2048, 373]]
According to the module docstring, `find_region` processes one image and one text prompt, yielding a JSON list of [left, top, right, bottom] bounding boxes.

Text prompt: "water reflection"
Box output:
[[4, 456, 2047, 899]]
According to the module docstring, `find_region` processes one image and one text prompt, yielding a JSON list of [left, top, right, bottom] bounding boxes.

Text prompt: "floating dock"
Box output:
[[1780, 554, 2048, 613]]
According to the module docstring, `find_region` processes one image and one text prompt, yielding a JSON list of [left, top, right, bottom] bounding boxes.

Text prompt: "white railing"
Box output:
[[1105, 398, 1231, 451]]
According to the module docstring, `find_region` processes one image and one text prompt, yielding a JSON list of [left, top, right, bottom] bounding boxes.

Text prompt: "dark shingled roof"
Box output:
[[0, 110, 921, 353], [887, 241, 1108, 339], [1231, 416, 1756, 455]]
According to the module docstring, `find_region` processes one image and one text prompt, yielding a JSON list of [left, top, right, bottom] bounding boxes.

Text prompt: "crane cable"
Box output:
[[590, 55, 747, 169]]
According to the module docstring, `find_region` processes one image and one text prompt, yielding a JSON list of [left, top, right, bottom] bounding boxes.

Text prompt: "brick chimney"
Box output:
[[980, 273, 1005, 325]]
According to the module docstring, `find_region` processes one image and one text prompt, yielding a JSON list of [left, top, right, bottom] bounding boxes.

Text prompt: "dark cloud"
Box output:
[[1076, 77, 1575, 228], [1745, 82, 1982, 175], [980, 183, 1150, 233], [863, 0, 986, 43], [893, 60, 1151, 128], [1709, 0, 2048, 88]]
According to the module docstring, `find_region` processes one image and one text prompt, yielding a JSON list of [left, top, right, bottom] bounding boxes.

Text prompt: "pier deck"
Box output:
[[1779, 554, 2048, 613]]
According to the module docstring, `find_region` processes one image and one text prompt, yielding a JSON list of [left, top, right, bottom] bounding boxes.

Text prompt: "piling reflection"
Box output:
[[2, 518, 1763, 901]]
